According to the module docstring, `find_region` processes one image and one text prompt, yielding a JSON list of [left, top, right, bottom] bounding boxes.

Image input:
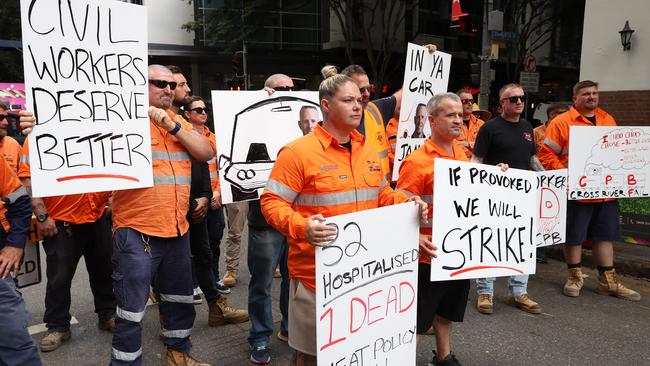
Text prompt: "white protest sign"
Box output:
[[17, 217, 43, 288], [20, 0, 152, 197], [212, 91, 320, 204], [568, 126, 650, 200], [316, 203, 419, 366], [431, 159, 538, 281], [536, 169, 567, 247], [392, 43, 451, 181]]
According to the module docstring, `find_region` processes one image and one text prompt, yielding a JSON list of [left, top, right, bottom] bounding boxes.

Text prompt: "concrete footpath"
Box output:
[[545, 241, 650, 278]]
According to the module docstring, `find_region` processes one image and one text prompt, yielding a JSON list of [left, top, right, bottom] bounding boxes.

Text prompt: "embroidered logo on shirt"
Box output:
[[339, 175, 348, 179], [523, 132, 532, 141], [366, 160, 381, 172], [320, 165, 338, 172]]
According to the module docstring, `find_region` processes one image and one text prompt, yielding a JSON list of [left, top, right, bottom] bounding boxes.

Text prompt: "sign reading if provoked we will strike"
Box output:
[[20, 0, 152, 197], [316, 203, 420, 366]]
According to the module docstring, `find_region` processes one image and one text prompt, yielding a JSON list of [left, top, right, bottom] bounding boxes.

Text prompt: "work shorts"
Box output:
[[416, 263, 470, 334], [566, 200, 620, 245], [288, 279, 317, 356]]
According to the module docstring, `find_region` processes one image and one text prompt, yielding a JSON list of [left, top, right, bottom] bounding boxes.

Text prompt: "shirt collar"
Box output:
[[314, 123, 364, 150]]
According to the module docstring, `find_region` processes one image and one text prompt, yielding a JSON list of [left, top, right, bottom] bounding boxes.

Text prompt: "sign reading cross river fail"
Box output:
[[316, 203, 419, 366], [431, 160, 539, 281], [20, 0, 152, 197]]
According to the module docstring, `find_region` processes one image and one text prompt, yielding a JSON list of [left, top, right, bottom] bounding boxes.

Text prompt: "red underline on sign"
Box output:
[[56, 174, 140, 182], [450, 265, 524, 277]]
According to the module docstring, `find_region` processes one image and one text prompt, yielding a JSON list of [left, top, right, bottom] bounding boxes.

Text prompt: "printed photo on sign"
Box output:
[[431, 159, 539, 281], [20, 0, 152, 197], [316, 203, 419, 366], [536, 169, 567, 247], [568, 126, 650, 200], [393, 43, 451, 181], [212, 91, 321, 204]]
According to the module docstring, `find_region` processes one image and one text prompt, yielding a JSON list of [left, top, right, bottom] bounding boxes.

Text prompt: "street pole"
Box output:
[[479, 0, 493, 110], [242, 41, 249, 90]]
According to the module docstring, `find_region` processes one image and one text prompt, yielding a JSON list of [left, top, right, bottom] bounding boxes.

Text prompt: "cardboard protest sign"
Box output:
[[431, 159, 538, 281], [316, 203, 419, 366], [392, 43, 451, 181], [20, 0, 151, 197], [568, 126, 650, 200], [536, 169, 567, 247], [212, 90, 321, 204]]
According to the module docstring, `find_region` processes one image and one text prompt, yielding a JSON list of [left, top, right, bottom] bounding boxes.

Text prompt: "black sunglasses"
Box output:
[[191, 107, 209, 114], [504, 95, 525, 103], [149, 79, 177, 90], [274, 86, 294, 92], [0, 115, 5, 121], [359, 85, 374, 94]]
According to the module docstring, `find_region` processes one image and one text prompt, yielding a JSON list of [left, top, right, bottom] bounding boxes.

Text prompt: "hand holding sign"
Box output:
[[419, 234, 437, 259], [306, 214, 338, 247], [407, 195, 429, 224], [17, 111, 36, 135], [148, 107, 174, 131]]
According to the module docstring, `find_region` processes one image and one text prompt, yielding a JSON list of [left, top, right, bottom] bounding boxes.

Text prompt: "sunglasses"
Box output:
[[274, 86, 294, 92], [191, 107, 209, 114], [359, 85, 374, 94], [461, 98, 474, 105], [0, 115, 5, 121], [149, 79, 177, 90], [504, 95, 525, 103]]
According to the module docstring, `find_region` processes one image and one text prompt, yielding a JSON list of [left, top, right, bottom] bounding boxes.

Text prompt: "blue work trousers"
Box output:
[[110, 228, 195, 366], [206, 207, 225, 281], [0, 275, 41, 366], [476, 275, 529, 297]]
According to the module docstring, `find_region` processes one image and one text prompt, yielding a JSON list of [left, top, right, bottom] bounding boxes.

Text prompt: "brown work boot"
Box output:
[[208, 296, 249, 326], [563, 267, 584, 297], [166, 348, 210, 366], [223, 271, 237, 287], [598, 269, 641, 301], [506, 293, 542, 314], [98, 318, 116, 333], [476, 294, 493, 314], [39, 330, 71, 352]]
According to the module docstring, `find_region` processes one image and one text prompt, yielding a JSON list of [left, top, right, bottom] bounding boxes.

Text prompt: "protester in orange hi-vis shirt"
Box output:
[[538, 80, 640, 302], [455, 89, 485, 158], [533, 103, 568, 153], [260, 68, 428, 366]]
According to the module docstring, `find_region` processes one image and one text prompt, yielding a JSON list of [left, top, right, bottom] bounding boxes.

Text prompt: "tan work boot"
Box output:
[[476, 294, 493, 314], [166, 348, 210, 366], [39, 330, 71, 352], [563, 267, 584, 297], [208, 296, 249, 326], [98, 318, 116, 333], [598, 269, 641, 301], [506, 293, 542, 314], [223, 271, 237, 287]]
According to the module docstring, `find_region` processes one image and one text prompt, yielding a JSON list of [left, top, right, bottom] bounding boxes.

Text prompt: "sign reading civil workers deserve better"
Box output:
[[316, 203, 419, 366], [392, 43, 451, 181], [212, 90, 321, 204], [568, 126, 650, 200], [536, 169, 567, 247], [431, 160, 539, 281], [20, 0, 152, 197]]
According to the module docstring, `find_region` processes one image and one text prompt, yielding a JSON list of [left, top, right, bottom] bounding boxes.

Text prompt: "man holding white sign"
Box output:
[[538, 80, 640, 301]]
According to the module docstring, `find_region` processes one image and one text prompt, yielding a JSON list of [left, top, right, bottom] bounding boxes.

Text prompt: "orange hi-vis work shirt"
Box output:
[[365, 102, 391, 180], [385, 117, 399, 172], [533, 124, 547, 154], [260, 124, 409, 292], [396, 138, 469, 264], [112, 110, 195, 237], [202, 128, 220, 193], [1, 155, 28, 235], [457, 114, 484, 158], [18, 137, 109, 224], [0, 136, 22, 172]]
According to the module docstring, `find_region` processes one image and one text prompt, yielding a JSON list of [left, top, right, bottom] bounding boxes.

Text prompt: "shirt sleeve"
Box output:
[[538, 120, 567, 170], [370, 96, 397, 126], [1, 158, 31, 249], [472, 122, 491, 160]]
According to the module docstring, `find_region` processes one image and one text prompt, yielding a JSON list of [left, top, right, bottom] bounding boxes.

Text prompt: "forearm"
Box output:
[[175, 129, 214, 162], [261, 194, 308, 240]]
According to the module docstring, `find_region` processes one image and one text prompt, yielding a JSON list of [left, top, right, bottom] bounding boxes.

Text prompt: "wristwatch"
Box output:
[[36, 213, 49, 222]]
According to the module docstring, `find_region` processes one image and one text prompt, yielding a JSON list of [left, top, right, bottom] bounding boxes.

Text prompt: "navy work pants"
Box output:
[[0, 275, 41, 366]]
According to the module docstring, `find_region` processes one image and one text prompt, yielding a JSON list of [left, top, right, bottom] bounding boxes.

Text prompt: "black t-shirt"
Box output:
[[473, 115, 536, 170], [357, 96, 396, 135]]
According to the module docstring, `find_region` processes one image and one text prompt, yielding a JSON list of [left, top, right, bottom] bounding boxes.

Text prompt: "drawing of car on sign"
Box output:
[[219, 95, 319, 202]]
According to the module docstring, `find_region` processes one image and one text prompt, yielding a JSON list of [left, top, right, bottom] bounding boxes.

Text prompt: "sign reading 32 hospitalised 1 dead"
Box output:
[[568, 126, 650, 200], [316, 203, 419, 366], [20, 0, 152, 197], [431, 160, 539, 281]]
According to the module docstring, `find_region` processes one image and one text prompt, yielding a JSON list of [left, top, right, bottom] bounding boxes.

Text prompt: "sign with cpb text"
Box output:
[[568, 126, 650, 200], [536, 169, 567, 247], [316, 203, 419, 366], [20, 0, 152, 197], [431, 160, 538, 281]]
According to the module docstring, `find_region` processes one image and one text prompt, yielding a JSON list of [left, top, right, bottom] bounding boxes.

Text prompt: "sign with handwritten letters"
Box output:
[[568, 126, 650, 200], [20, 0, 152, 197], [536, 169, 567, 247], [431, 160, 539, 281], [392, 43, 451, 181], [316, 203, 419, 366], [17, 217, 43, 288]]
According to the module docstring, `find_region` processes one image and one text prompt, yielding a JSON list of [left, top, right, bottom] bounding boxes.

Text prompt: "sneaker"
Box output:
[[193, 288, 203, 305], [598, 269, 641, 301], [98, 318, 116, 333], [273, 267, 281, 278], [166, 347, 210, 366], [277, 329, 289, 342], [476, 294, 493, 314], [223, 271, 237, 287], [563, 267, 584, 297], [39, 330, 71, 352], [506, 293, 542, 314], [429, 351, 462, 366], [216, 280, 231, 295], [250, 345, 271, 364], [208, 296, 249, 326]]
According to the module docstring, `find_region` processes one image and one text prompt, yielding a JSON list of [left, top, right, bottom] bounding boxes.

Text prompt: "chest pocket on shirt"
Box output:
[[314, 172, 348, 192], [362, 173, 382, 189]]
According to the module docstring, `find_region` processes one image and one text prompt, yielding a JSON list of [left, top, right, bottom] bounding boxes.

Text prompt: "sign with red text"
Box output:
[[536, 169, 567, 247], [21, 0, 152, 197], [568, 126, 650, 200], [316, 203, 419, 366], [431, 160, 538, 281], [393, 43, 451, 181]]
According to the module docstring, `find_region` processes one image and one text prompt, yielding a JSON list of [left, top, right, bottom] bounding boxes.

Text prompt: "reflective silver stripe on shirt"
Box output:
[[20, 155, 29, 164], [366, 104, 382, 126], [162, 328, 192, 338], [4, 186, 27, 204], [151, 151, 191, 162], [116, 306, 145, 323], [294, 188, 379, 207], [265, 179, 299, 203], [378, 150, 389, 158], [543, 138, 562, 154], [209, 171, 219, 179], [153, 175, 192, 185], [395, 188, 416, 197], [112, 347, 142, 361], [159, 293, 194, 304]]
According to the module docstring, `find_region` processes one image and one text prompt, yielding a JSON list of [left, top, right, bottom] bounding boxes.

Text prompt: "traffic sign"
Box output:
[[520, 72, 539, 93]]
